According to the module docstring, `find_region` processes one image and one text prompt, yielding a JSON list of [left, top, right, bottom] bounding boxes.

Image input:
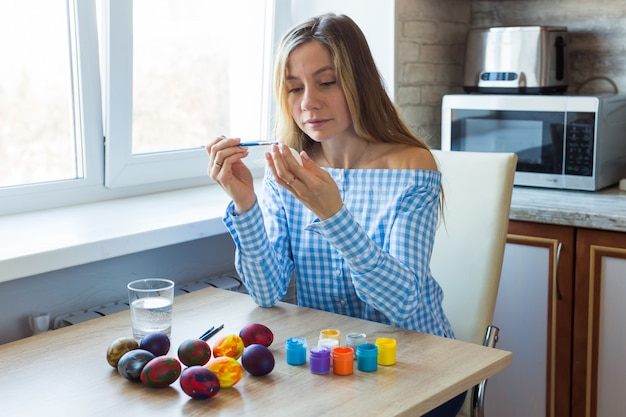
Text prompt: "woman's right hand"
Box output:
[[206, 136, 257, 214]]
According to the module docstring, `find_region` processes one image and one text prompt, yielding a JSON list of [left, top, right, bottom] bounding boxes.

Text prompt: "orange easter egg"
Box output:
[[206, 356, 243, 388]]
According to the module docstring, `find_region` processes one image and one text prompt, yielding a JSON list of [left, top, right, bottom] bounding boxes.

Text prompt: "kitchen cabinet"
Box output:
[[572, 229, 626, 417], [486, 220, 626, 417], [485, 221, 574, 417]]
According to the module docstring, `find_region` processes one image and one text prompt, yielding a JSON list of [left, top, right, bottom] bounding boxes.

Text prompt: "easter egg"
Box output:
[[241, 344, 275, 376], [212, 334, 245, 360], [289, 147, 303, 165], [180, 366, 221, 399], [140, 332, 170, 356], [239, 323, 274, 347], [106, 337, 139, 368], [117, 349, 155, 381], [206, 356, 243, 388], [140, 356, 182, 388], [178, 339, 212, 367]]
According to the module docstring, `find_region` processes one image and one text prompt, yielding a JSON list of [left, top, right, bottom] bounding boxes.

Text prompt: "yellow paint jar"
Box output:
[[375, 337, 397, 366]]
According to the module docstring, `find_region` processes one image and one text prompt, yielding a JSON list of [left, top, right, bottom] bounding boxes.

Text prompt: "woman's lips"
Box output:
[[305, 118, 330, 129]]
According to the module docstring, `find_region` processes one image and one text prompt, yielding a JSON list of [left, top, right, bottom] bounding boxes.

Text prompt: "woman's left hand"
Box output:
[[266, 144, 343, 220]]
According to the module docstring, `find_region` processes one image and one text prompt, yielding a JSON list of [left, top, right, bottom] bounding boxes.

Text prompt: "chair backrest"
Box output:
[[430, 150, 517, 346]]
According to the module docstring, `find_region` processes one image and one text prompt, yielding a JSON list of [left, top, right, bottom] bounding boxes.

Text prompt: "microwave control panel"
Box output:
[[564, 113, 595, 176]]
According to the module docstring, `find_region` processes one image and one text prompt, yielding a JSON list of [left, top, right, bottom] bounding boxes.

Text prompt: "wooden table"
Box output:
[[0, 288, 511, 416]]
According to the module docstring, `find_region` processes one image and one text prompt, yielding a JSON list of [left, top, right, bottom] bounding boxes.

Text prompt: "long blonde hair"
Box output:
[[272, 13, 431, 154]]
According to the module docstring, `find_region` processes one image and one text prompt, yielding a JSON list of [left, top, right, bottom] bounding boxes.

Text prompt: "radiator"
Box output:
[[52, 272, 245, 329]]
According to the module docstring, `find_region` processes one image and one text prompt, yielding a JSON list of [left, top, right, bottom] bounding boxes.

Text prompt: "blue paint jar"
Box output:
[[356, 343, 378, 372], [286, 337, 307, 366]]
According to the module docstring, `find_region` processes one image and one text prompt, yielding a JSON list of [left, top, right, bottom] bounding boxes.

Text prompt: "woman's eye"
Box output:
[[321, 81, 336, 87], [288, 86, 302, 94]]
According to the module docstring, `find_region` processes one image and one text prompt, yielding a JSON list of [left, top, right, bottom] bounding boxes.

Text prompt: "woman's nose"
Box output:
[[300, 88, 320, 111]]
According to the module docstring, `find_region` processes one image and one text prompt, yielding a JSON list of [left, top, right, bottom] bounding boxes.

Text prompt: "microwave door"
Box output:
[[450, 109, 565, 175]]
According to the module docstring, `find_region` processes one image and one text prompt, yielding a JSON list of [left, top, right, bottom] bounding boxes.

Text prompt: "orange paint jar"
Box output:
[[332, 346, 354, 376]]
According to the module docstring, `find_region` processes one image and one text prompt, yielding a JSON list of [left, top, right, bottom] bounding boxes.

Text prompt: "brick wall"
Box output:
[[396, 0, 626, 148], [395, 0, 470, 148]]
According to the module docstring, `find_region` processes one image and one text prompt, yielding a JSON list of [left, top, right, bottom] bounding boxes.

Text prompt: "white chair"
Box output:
[[430, 150, 517, 417]]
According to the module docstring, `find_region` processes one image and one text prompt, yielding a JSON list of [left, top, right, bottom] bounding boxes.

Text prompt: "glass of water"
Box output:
[[127, 278, 174, 340]]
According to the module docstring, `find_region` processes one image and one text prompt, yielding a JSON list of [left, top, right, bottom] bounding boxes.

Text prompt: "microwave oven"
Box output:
[[441, 94, 626, 191]]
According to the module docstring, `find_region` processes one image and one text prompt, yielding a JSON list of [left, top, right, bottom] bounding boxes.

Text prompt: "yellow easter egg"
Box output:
[[212, 334, 245, 360], [206, 356, 243, 388], [106, 337, 139, 368]]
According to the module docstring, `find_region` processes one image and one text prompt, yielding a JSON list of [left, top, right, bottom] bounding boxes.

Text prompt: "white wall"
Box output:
[[0, 234, 236, 344]]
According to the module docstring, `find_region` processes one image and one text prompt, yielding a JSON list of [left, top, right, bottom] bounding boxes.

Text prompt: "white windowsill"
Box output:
[[0, 183, 245, 284]]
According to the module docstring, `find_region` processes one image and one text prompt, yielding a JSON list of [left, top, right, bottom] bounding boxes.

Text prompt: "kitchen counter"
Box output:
[[509, 185, 626, 232]]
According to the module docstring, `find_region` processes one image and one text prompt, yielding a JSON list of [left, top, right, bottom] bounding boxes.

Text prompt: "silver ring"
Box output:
[[286, 177, 296, 185], [214, 161, 223, 168]]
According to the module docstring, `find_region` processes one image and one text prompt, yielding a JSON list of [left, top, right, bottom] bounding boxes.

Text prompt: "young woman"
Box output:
[[207, 13, 464, 415]]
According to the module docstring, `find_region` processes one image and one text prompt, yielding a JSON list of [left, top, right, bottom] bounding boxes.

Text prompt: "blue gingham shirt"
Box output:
[[223, 168, 455, 338]]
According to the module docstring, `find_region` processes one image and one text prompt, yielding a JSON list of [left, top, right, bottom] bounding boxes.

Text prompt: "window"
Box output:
[[0, 1, 79, 188], [104, 0, 273, 187], [0, 0, 277, 215]]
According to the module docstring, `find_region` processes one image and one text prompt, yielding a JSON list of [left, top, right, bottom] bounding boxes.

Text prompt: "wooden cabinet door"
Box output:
[[486, 221, 574, 417], [573, 229, 626, 417]]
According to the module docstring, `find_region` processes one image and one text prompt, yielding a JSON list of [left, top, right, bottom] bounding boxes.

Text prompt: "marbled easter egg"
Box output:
[[239, 323, 274, 347], [206, 356, 243, 388], [180, 366, 221, 399], [117, 349, 155, 381], [241, 344, 275, 376], [139, 332, 171, 357], [212, 334, 244, 360], [178, 338, 212, 367], [140, 356, 182, 388], [106, 337, 139, 368]]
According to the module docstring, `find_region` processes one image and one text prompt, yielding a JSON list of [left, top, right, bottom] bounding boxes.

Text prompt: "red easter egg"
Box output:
[[239, 323, 274, 347], [212, 334, 245, 360], [178, 339, 211, 367], [140, 356, 182, 388], [180, 366, 221, 400], [206, 356, 243, 388]]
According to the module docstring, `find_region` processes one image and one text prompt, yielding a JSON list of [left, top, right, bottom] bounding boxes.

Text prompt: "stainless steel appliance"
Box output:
[[463, 26, 568, 94], [441, 94, 626, 191]]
